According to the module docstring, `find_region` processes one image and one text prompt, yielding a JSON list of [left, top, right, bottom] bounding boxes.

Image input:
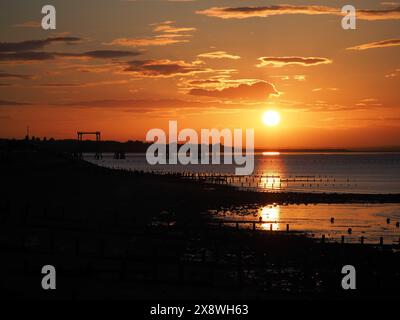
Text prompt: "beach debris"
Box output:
[[330, 217, 335, 224], [347, 228, 352, 234], [386, 218, 391, 224], [396, 222, 399, 228]]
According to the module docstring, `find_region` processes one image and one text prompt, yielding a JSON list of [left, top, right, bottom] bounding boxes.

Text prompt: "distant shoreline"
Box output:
[[2, 137, 400, 153]]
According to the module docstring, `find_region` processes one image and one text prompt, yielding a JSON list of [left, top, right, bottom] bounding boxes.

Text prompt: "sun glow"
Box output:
[[262, 151, 280, 156], [262, 110, 280, 127]]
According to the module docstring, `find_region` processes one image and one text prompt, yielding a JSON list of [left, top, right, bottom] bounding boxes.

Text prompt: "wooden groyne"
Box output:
[[95, 165, 359, 192]]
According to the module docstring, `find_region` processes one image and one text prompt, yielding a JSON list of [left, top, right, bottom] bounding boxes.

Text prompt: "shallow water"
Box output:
[[210, 203, 400, 244], [85, 153, 400, 244], [87, 152, 400, 194]]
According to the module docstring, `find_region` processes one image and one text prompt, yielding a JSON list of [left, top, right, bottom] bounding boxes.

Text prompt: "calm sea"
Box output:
[[87, 152, 400, 194]]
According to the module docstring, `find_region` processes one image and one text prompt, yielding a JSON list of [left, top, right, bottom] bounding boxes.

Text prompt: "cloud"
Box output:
[[385, 68, 400, 78], [312, 87, 339, 92], [0, 37, 82, 53], [196, 5, 400, 21], [380, 2, 400, 7], [197, 5, 337, 19], [39, 83, 83, 88], [354, 98, 382, 107], [186, 79, 222, 86], [152, 22, 196, 33], [0, 72, 33, 79], [0, 37, 120, 63], [271, 75, 306, 81], [0, 51, 56, 62], [122, 59, 211, 77], [106, 21, 195, 47], [107, 37, 189, 47], [347, 38, 400, 50], [80, 50, 140, 59], [0, 99, 31, 106], [179, 75, 276, 95], [0, 50, 140, 62], [189, 81, 278, 100], [60, 50, 141, 59], [197, 51, 241, 60], [56, 63, 116, 74], [257, 56, 332, 67]]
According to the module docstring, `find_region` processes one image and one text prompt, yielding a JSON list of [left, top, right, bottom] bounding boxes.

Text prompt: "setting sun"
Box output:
[[262, 110, 281, 127]]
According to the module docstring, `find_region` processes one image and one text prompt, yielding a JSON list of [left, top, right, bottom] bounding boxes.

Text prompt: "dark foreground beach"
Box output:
[[0, 147, 400, 300]]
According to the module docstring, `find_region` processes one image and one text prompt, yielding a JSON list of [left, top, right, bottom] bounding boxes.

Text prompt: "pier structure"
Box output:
[[77, 131, 102, 159]]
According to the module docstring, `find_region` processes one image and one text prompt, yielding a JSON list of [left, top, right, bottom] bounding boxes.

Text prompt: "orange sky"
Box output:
[[0, 0, 399, 148]]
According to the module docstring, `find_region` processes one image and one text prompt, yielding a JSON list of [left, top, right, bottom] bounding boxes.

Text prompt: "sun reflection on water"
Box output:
[[260, 205, 280, 231], [260, 174, 281, 190]]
